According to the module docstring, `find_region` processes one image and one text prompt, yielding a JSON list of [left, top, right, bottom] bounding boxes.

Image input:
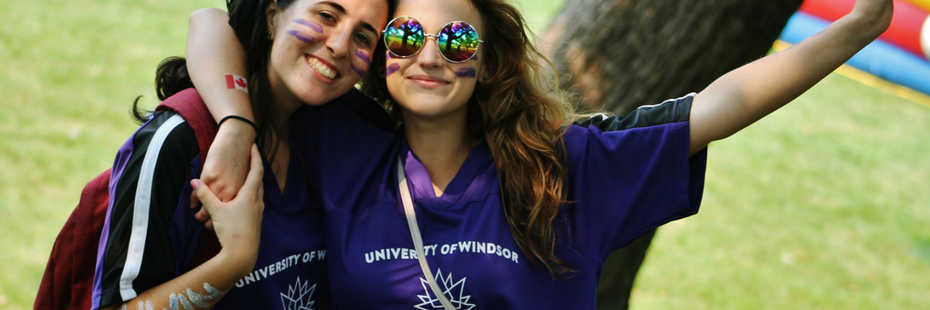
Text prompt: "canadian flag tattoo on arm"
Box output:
[[225, 75, 248, 94]]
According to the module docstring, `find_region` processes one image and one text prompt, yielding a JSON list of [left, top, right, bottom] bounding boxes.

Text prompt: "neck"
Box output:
[[402, 109, 476, 197], [254, 89, 303, 146], [254, 88, 302, 193], [266, 69, 306, 144]]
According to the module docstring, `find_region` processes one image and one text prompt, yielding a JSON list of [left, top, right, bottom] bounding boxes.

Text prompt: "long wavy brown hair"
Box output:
[[361, 0, 576, 275]]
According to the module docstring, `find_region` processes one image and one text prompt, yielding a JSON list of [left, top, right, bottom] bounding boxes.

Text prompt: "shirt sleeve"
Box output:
[[559, 94, 708, 260], [95, 112, 201, 308]]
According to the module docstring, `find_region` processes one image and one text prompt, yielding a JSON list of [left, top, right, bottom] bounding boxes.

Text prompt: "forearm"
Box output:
[[187, 8, 253, 123], [688, 8, 889, 154], [99, 250, 252, 310], [187, 8, 256, 200]]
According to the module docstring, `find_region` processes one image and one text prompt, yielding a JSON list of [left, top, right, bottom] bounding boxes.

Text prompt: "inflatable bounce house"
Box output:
[[779, 0, 930, 106]]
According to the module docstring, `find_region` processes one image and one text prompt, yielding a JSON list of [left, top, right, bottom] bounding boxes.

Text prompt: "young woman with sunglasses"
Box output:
[[187, 0, 892, 307], [89, 0, 390, 309]]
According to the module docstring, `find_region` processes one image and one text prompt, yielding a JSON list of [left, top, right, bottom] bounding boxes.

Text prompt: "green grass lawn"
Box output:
[[1, 0, 928, 309]]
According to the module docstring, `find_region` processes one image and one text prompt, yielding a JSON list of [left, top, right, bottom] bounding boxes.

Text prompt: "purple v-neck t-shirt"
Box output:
[[294, 93, 707, 309]]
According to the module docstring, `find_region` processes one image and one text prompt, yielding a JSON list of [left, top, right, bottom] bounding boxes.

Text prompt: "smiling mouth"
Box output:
[[307, 56, 338, 80], [408, 75, 451, 85]]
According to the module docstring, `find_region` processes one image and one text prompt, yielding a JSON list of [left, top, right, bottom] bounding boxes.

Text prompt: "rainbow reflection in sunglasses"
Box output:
[[382, 16, 484, 63]]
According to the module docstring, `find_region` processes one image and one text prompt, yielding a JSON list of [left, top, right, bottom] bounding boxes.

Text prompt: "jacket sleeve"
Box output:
[[93, 112, 201, 309]]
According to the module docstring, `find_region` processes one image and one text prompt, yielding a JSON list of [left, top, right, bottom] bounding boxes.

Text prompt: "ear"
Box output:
[[265, 0, 279, 39], [477, 68, 490, 83], [475, 53, 489, 82]]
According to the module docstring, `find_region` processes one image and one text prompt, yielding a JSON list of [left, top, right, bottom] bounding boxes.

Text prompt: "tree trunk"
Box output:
[[539, 0, 803, 308], [541, 0, 803, 114]]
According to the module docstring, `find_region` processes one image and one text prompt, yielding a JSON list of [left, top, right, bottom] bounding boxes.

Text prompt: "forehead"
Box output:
[[293, 0, 389, 31], [394, 0, 482, 32]]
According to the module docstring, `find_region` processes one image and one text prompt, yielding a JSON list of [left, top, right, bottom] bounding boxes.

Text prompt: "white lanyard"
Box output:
[[396, 157, 457, 310]]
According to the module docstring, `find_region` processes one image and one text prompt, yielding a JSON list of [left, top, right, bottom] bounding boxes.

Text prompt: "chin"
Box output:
[[295, 88, 332, 106], [401, 99, 469, 120], [295, 79, 345, 106], [302, 94, 332, 106]]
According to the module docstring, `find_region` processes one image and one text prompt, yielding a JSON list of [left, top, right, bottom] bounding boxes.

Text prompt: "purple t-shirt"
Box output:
[[294, 94, 706, 309]]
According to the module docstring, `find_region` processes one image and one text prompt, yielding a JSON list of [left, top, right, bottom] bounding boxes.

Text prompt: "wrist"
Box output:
[[216, 246, 259, 278], [844, 6, 893, 43], [216, 119, 257, 142]]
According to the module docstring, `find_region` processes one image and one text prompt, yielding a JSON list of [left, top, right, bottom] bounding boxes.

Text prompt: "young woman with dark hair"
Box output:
[[90, 0, 390, 309], [187, 0, 892, 307]]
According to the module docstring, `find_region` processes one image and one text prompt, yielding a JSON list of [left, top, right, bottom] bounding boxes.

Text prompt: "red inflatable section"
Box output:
[[799, 0, 928, 58]]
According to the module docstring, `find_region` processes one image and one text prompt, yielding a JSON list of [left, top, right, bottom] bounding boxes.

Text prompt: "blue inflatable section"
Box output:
[[780, 12, 930, 96]]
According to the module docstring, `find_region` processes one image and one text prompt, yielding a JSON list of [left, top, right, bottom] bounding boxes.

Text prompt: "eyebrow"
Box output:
[[316, 1, 378, 35], [317, 1, 346, 14]]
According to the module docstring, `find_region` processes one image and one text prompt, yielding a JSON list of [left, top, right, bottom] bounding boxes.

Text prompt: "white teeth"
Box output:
[[308, 57, 337, 79]]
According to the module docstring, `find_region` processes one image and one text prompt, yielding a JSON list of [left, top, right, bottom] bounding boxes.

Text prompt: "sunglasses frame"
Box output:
[[382, 16, 485, 64]]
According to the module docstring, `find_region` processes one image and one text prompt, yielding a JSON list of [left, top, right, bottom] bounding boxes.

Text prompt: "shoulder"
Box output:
[[132, 111, 200, 162], [291, 88, 399, 148], [309, 88, 395, 132], [561, 94, 696, 169], [572, 93, 695, 132]]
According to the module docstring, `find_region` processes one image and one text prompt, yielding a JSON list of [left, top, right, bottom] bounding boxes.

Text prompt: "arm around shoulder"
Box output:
[[187, 7, 255, 201]]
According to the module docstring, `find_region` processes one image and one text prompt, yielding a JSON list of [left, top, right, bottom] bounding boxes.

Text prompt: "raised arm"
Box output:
[[688, 0, 893, 155], [187, 8, 254, 201], [98, 146, 265, 310]]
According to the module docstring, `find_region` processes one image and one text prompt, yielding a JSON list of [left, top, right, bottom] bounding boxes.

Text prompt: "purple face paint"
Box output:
[[294, 19, 324, 33], [386, 51, 400, 61], [351, 63, 367, 76], [286, 30, 315, 44], [386, 63, 401, 76], [455, 67, 477, 78], [471, 54, 478, 61], [356, 51, 372, 65]]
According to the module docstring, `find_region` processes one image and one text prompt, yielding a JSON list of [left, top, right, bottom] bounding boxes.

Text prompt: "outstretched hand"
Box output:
[[190, 144, 264, 253], [851, 0, 893, 37], [688, 0, 892, 154]]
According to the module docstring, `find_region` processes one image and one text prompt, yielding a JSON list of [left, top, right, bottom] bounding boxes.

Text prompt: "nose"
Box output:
[[416, 36, 443, 68], [326, 26, 351, 59]]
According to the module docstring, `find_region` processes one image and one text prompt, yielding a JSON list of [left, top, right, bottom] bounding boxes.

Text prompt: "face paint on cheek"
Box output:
[[286, 30, 315, 44], [351, 63, 367, 76], [293, 19, 323, 33], [386, 51, 401, 61], [356, 50, 372, 65], [386, 63, 401, 76], [455, 67, 477, 78]]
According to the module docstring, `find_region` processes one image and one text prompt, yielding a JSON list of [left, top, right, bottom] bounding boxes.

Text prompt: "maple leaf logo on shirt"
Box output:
[[280, 277, 316, 310], [415, 269, 476, 310]]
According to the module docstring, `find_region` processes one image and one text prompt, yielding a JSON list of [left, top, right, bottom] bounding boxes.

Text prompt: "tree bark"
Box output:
[[541, 0, 803, 114], [539, 0, 803, 308]]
